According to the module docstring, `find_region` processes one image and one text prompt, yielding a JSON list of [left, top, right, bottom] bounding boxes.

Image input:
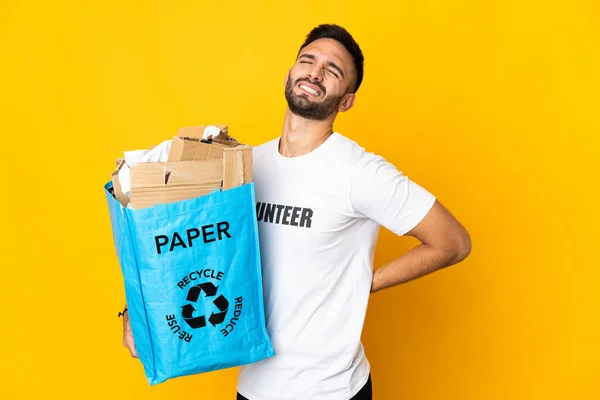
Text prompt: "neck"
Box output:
[[279, 108, 335, 158]]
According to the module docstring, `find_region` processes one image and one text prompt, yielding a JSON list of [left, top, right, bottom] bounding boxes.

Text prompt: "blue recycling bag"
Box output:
[[104, 181, 275, 385]]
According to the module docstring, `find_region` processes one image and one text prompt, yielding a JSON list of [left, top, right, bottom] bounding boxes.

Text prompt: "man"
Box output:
[[123, 24, 471, 400]]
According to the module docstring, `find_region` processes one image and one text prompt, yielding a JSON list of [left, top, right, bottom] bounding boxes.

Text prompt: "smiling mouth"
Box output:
[[298, 84, 322, 97]]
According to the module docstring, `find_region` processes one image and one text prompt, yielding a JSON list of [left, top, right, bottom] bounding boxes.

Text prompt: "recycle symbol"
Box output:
[[181, 282, 229, 329]]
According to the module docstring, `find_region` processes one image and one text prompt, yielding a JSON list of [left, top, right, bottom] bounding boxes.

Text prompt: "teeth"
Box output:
[[300, 85, 319, 96]]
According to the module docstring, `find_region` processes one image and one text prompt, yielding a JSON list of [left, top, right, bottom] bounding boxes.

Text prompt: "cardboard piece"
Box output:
[[222, 145, 252, 189], [129, 160, 222, 209], [167, 136, 224, 162], [169, 127, 252, 188], [212, 131, 239, 147]]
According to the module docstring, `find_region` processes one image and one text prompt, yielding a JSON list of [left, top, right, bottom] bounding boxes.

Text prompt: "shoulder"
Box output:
[[331, 132, 388, 173], [331, 132, 363, 154], [329, 132, 372, 166]]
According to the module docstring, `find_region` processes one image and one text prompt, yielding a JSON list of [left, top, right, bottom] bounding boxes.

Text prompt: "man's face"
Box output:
[[285, 38, 356, 121]]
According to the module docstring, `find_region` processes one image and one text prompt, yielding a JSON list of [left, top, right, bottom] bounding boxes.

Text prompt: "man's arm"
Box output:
[[370, 200, 471, 293]]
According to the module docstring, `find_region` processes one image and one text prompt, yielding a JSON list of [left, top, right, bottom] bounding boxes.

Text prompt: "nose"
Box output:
[[308, 63, 324, 82]]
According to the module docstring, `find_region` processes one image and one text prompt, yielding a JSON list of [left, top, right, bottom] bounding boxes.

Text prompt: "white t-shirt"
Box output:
[[237, 132, 436, 400]]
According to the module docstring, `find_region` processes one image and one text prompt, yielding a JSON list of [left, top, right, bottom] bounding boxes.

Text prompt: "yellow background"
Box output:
[[1, 1, 598, 399]]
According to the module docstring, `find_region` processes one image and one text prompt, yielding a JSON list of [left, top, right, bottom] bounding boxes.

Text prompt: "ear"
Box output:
[[338, 93, 356, 113], [284, 70, 291, 89]]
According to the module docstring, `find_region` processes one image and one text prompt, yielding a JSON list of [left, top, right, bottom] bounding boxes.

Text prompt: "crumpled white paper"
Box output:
[[202, 125, 222, 139]]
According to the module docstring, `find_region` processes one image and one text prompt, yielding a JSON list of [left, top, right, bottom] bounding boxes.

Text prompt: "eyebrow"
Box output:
[[298, 54, 345, 79]]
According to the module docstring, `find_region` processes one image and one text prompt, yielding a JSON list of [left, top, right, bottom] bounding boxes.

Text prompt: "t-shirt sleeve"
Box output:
[[350, 153, 437, 236]]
